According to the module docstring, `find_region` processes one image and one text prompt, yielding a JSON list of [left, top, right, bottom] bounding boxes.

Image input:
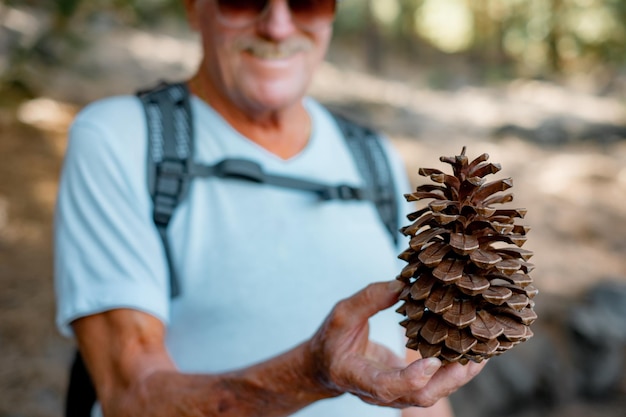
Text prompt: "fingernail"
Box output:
[[423, 358, 441, 376], [388, 280, 405, 293]]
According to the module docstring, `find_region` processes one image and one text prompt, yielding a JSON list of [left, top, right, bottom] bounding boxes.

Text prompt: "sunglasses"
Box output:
[[215, 0, 337, 30]]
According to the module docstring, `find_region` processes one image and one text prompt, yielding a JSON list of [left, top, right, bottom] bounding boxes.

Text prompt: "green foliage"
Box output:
[[55, 0, 83, 18], [340, 0, 626, 80]]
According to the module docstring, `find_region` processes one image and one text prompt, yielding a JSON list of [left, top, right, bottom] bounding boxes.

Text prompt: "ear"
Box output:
[[182, 0, 200, 31]]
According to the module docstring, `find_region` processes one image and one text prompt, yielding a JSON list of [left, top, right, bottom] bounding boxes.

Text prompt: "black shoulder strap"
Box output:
[[138, 81, 193, 298], [65, 350, 96, 417], [188, 158, 366, 201], [332, 113, 399, 246]]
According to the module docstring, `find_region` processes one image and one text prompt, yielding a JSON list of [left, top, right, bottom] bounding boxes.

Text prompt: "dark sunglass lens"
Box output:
[[288, 0, 336, 21], [216, 0, 268, 18]]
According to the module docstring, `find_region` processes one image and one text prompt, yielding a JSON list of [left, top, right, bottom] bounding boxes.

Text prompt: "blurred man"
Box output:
[[54, 1, 485, 416]]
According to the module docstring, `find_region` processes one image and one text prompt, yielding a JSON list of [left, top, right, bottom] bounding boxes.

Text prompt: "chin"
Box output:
[[242, 79, 308, 112], [257, 92, 302, 111]]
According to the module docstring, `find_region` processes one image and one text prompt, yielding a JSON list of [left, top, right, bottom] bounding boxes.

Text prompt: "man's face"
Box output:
[[186, 0, 334, 114]]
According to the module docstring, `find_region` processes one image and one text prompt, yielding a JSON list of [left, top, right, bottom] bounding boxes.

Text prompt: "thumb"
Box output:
[[339, 281, 405, 323]]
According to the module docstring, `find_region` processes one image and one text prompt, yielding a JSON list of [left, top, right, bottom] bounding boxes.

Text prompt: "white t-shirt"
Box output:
[[54, 94, 412, 417]]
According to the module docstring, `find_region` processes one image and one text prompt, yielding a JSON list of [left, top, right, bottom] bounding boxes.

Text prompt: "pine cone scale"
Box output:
[[450, 233, 480, 254], [424, 286, 456, 313], [421, 316, 450, 345], [442, 299, 477, 327], [445, 328, 478, 354], [432, 258, 465, 282]]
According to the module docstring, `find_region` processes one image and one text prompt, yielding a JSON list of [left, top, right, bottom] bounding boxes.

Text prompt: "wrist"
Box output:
[[300, 340, 343, 399]]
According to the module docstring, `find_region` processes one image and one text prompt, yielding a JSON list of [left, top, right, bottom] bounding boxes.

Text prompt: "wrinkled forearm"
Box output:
[[202, 341, 340, 416], [102, 342, 340, 417]]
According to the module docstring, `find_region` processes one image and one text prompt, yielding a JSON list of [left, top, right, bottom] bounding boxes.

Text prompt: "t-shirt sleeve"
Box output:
[[54, 100, 170, 337]]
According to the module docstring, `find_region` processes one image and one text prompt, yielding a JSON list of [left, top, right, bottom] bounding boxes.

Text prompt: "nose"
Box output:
[[257, 0, 299, 40]]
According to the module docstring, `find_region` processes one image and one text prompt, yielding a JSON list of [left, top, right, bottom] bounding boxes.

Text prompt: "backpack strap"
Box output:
[[64, 350, 96, 417], [332, 114, 399, 246], [138, 81, 193, 298], [188, 158, 366, 201]]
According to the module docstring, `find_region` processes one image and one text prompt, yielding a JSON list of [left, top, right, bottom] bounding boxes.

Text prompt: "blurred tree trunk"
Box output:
[[546, 0, 564, 73], [397, 0, 429, 64], [486, 0, 510, 72], [364, 0, 384, 73], [468, 0, 488, 68]]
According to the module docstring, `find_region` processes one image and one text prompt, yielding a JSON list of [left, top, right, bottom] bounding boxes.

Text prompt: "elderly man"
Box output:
[[54, 1, 485, 416]]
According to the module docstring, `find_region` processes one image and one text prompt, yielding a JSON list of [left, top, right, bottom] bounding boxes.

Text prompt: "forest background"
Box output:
[[4, 0, 626, 89], [1, 0, 626, 417]]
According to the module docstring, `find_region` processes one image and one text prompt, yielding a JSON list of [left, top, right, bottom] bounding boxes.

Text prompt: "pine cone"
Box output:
[[396, 147, 537, 364]]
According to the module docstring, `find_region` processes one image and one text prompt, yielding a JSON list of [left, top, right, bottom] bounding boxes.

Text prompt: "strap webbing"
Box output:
[[188, 159, 368, 201], [333, 114, 399, 245], [139, 82, 193, 298]]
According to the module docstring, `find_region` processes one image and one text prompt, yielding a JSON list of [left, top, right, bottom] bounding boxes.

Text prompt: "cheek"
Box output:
[[201, 31, 240, 80], [313, 28, 333, 58]]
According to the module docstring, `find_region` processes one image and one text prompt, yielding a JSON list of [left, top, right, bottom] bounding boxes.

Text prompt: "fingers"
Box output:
[[342, 357, 487, 409], [334, 281, 405, 326], [339, 355, 442, 405], [427, 360, 486, 394], [399, 359, 488, 407]]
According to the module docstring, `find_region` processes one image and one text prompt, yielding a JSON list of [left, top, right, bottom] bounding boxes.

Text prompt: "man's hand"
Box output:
[[308, 281, 486, 409]]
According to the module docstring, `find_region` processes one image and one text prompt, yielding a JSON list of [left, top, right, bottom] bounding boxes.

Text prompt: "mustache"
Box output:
[[234, 37, 313, 58]]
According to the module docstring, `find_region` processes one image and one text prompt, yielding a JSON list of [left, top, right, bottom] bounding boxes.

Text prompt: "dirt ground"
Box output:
[[0, 107, 73, 416], [1, 28, 626, 417]]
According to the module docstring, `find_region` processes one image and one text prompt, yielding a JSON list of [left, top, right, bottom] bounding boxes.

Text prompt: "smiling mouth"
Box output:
[[236, 38, 313, 61], [244, 47, 299, 60]]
